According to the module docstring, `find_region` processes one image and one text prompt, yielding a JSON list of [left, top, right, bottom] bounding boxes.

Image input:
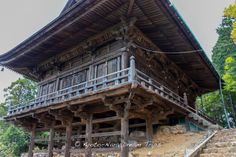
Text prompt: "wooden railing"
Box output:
[[8, 68, 130, 115], [8, 67, 186, 115], [184, 131, 217, 157], [135, 69, 215, 125], [7, 55, 215, 127], [136, 69, 186, 106]]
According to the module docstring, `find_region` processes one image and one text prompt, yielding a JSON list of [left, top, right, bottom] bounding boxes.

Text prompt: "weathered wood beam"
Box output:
[[48, 109, 73, 126], [85, 114, 93, 157], [120, 101, 131, 157], [127, 0, 135, 17], [46, 121, 56, 157], [36, 116, 119, 131], [65, 121, 72, 157], [28, 124, 36, 157], [146, 115, 153, 143], [93, 116, 120, 123], [48, 125, 55, 157], [76, 126, 82, 149]]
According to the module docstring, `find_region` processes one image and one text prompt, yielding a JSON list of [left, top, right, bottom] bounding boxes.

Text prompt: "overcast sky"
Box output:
[[0, 0, 234, 103]]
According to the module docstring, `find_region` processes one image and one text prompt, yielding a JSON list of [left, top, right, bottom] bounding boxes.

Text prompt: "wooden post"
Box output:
[[77, 126, 82, 149], [65, 121, 72, 157], [48, 126, 55, 157], [28, 124, 36, 157], [120, 102, 131, 157], [146, 115, 153, 145], [85, 114, 93, 157], [121, 51, 128, 83], [129, 56, 136, 82], [183, 93, 188, 106], [122, 51, 129, 70]]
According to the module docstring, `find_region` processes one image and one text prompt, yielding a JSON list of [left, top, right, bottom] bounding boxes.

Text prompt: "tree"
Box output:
[[224, 3, 236, 43], [196, 4, 236, 127], [4, 78, 37, 107], [212, 17, 236, 75], [223, 4, 236, 93], [223, 55, 236, 92], [0, 78, 37, 157], [196, 92, 226, 126]]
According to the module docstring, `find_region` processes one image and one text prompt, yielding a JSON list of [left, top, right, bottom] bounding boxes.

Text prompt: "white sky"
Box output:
[[0, 0, 234, 103]]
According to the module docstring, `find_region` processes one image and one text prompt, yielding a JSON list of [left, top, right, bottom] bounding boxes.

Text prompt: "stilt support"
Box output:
[[48, 126, 55, 157], [120, 102, 131, 157], [146, 115, 153, 145], [85, 114, 93, 157], [65, 121, 72, 157], [28, 124, 36, 157]]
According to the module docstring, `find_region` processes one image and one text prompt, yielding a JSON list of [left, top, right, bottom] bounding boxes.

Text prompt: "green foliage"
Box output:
[[223, 56, 236, 92], [212, 17, 236, 75], [0, 78, 37, 157], [4, 78, 37, 106], [197, 3, 236, 127], [0, 124, 29, 157], [222, 3, 236, 94], [196, 92, 225, 126]]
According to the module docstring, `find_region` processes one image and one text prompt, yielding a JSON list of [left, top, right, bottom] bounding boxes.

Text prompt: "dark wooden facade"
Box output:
[[0, 0, 219, 157]]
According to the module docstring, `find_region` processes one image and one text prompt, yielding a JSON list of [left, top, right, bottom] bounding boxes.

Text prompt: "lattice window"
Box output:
[[73, 69, 88, 85]]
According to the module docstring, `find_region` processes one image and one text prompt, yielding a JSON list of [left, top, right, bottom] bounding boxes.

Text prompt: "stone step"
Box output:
[[206, 141, 236, 148], [203, 147, 236, 154], [211, 137, 236, 143], [216, 133, 236, 137], [217, 129, 236, 135], [200, 153, 236, 157]]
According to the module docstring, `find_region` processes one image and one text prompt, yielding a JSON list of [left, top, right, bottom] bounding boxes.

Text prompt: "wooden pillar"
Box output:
[[48, 126, 55, 157], [65, 121, 72, 157], [28, 124, 36, 157], [129, 56, 136, 82], [146, 115, 153, 145], [183, 92, 188, 106], [120, 102, 131, 157], [122, 51, 129, 69], [85, 114, 93, 157], [77, 126, 82, 149], [121, 51, 129, 83]]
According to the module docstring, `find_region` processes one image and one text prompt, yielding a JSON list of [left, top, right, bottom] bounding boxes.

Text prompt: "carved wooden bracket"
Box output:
[[67, 104, 86, 117], [48, 109, 73, 126]]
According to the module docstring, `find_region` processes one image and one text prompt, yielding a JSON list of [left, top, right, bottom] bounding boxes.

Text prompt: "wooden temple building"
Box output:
[[0, 0, 220, 156]]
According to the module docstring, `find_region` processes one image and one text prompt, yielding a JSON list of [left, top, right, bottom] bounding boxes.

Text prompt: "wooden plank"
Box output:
[[92, 116, 120, 123], [92, 131, 121, 137]]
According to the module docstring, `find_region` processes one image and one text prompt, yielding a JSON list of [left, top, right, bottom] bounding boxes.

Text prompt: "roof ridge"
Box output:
[[60, 0, 77, 15]]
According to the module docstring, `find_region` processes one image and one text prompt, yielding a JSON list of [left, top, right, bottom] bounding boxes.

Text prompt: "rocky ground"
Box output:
[[130, 125, 206, 157]]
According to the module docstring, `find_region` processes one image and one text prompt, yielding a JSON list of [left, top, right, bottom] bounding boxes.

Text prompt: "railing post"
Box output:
[[148, 78, 153, 91], [184, 93, 188, 106], [7, 103, 11, 115], [129, 56, 136, 82]]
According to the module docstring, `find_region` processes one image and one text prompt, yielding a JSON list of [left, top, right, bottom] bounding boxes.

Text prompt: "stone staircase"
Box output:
[[199, 129, 236, 157]]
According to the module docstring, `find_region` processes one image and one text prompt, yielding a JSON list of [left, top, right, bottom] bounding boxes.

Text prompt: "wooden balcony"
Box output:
[[7, 56, 211, 125]]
